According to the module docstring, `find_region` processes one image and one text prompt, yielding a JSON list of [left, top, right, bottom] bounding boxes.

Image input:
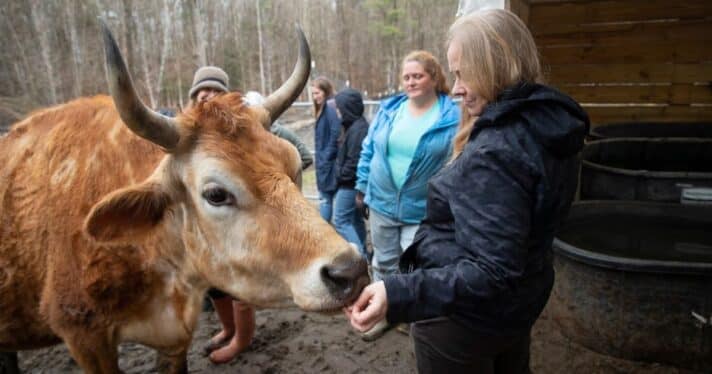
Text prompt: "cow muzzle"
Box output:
[[320, 252, 370, 305]]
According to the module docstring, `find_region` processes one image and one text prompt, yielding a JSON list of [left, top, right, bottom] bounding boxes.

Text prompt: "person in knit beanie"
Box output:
[[188, 65, 255, 365], [188, 66, 230, 106]]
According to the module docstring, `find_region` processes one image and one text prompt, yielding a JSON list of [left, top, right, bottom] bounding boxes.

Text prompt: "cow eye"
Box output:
[[202, 187, 234, 207]]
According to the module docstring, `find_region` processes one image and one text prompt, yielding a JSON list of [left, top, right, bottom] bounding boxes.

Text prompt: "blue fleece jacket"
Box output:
[[355, 93, 460, 224]]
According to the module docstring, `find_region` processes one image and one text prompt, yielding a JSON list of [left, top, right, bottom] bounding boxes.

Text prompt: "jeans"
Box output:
[[318, 190, 335, 222], [332, 187, 367, 259], [412, 317, 531, 374], [369, 209, 419, 282]]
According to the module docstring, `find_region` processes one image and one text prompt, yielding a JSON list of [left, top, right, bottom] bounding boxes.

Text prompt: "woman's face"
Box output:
[[312, 86, 326, 105], [447, 41, 488, 117], [402, 61, 436, 101]]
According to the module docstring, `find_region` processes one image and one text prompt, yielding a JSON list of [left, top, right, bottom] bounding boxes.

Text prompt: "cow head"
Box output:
[[83, 22, 369, 312]]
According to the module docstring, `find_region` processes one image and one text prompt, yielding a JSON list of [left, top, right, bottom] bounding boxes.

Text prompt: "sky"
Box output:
[[457, 0, 505, 17]]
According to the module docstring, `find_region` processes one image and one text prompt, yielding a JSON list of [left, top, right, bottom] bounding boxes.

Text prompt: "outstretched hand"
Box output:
[[343, 281, 387, 332]]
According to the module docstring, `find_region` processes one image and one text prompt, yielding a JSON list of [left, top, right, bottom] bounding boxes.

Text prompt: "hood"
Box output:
[[334, 88, 364, 126], [476, 82, 590, 158]]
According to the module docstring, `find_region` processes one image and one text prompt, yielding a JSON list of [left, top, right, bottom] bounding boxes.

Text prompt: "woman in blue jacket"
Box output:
[[347, 9, 589, 373], [312, 77, 341, 221], [354, 50, 460, 340]]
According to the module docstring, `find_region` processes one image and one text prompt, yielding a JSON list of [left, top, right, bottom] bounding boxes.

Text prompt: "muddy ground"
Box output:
[[16, 301, 698, 373]]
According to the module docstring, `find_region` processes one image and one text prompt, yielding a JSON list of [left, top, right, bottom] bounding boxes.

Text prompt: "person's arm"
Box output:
[[355, 111, 381, 194], [298, 145, 314, 170], [383, 149, 536, 323], [272, 124, 314, 170], [324, 107, 341, 163]]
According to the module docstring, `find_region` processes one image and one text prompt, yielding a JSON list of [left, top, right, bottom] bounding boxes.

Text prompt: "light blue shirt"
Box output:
[[387, 99, 441, 189]]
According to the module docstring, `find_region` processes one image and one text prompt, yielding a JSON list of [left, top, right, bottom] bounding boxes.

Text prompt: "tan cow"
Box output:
[[0, 23, 368, 373]]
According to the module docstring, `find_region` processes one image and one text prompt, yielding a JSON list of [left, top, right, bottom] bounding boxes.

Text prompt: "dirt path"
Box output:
[[17, 301, 697, 373]]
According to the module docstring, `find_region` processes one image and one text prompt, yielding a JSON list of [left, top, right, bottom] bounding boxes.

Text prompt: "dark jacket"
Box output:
[[314, 99, 341, 193], [384, 83, 589, 336], [334, 89, 369, 188]]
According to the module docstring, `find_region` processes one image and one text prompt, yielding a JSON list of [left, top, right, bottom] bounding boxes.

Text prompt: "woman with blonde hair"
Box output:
[[354, 50, 460, 340], [346, 9, 589, 373]]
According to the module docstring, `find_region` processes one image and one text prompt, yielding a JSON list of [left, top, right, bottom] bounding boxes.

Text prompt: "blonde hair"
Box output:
[[311, 76, 334, 118], [402, 50, 450, 95], [449, 9, 545, 160]]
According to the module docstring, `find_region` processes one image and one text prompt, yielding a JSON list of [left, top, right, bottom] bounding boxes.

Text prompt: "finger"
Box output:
[[350, 286, 373, 313], [351, 314, 379, 332], [342, 306, 354, 318], [352, 305, 379, 327]]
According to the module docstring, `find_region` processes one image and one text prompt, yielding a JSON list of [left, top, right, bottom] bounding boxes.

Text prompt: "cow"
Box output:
[[0, 22, 369, 373]]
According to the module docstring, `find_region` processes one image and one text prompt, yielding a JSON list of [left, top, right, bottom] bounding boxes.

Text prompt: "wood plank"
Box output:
[[583, 105, 712, 125], [540, 41, 712, 64], [506, 0, 531, 25], [535, 19, 712, 46], [546, 63, 712, 84], [529, 0, 712, 26], [556, 84, 712, 104]]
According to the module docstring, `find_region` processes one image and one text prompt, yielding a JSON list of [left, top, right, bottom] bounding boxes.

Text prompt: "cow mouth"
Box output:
[[312, 273, 370, 314]]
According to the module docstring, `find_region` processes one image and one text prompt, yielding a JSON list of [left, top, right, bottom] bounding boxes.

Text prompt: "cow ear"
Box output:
[[84, 182, 172, 243]]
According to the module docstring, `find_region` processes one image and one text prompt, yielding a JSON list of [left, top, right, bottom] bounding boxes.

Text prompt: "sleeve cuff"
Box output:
[[355, 181, 367, 194], [384, 274, 415, 324]]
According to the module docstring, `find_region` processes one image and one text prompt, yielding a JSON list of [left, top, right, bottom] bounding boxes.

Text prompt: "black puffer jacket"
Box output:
[[384, 82, 589, 336], [334, 89, 369, 188]]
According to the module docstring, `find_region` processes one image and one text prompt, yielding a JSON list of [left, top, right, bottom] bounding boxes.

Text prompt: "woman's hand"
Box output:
[[355, 191, 368, 219], [343, 281, 387, 332]]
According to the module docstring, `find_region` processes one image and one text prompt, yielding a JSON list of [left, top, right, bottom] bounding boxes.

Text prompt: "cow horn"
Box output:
[[262, 25, 312, 123], [100, 20, 180, 151]]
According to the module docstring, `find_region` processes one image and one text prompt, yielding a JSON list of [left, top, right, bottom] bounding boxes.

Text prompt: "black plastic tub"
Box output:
[[551, 201, 712, 371], [589, 122, 712, 140], [580, 138, 712, 202]]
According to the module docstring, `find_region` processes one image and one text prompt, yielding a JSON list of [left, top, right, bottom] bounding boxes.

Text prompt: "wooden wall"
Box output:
[[507, 0, 712, 126]]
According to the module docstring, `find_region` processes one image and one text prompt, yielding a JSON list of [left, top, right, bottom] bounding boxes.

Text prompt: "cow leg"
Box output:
[[154, 348, 188, 374], [64, 336, 120, 374]]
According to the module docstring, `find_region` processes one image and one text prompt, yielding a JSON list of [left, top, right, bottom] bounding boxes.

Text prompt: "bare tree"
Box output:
[[29, 0, 59, 104], [256, 0, 266, 94], [0, 0, 461, 118]]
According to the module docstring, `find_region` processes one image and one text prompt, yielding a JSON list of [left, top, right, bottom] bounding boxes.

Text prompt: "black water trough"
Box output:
[[589, 122, 712, 140], [550, 201, 712, 371], [580, 138, 712, 202]]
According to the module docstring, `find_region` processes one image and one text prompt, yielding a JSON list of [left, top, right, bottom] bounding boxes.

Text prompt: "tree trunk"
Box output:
[[64, 1, 83, 99], [255, 0, 266, 94], [135, 18, 155, 108], [29, 0, 58, 104], [192, 0, 207, 67], [122, 0, 136, 71]]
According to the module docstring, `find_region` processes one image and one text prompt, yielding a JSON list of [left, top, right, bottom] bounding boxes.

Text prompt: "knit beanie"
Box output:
[[189, 66, 229, 99]]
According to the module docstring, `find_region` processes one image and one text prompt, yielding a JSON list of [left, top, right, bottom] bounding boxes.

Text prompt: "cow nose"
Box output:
[[320, 253, 369, 301]]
